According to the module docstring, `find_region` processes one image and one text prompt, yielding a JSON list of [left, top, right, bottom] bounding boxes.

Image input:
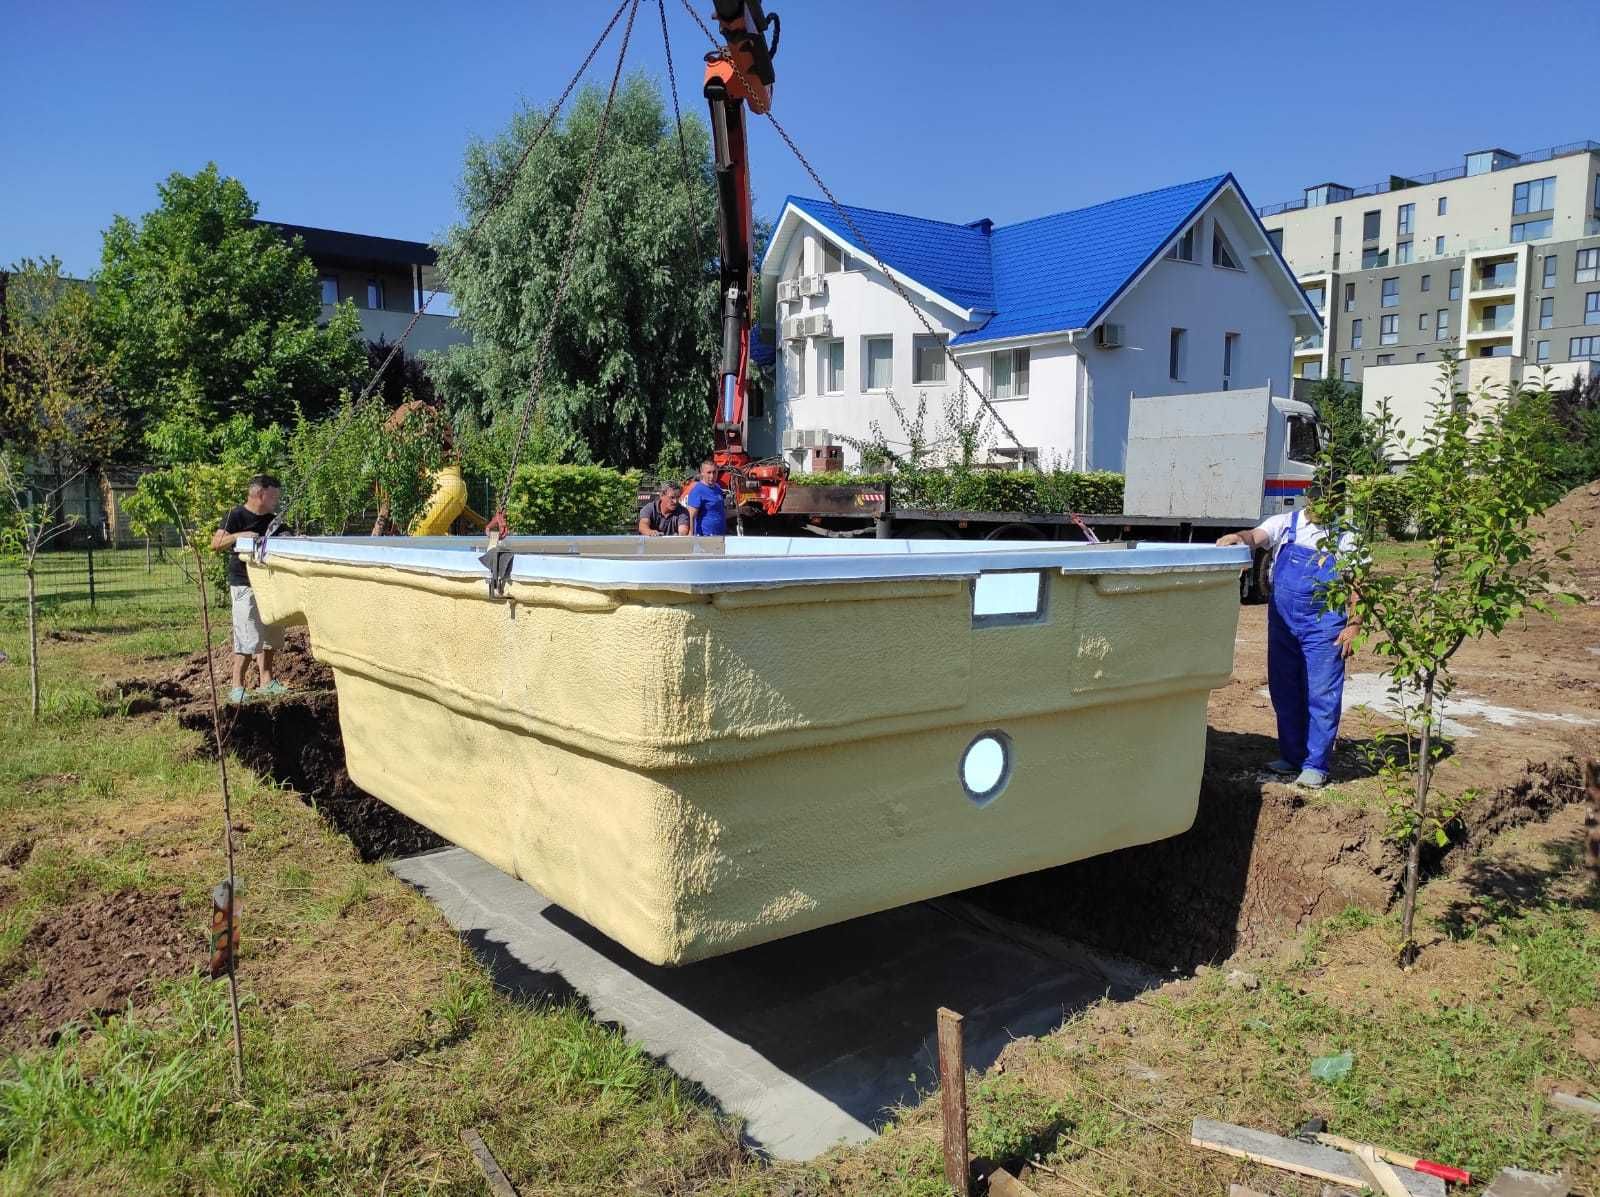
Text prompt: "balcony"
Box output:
[[324, 305, 469, 355], [1472, 265, 1518, 292], [1467, 314, 1516, 336], [1293, 335, 1324, 353]]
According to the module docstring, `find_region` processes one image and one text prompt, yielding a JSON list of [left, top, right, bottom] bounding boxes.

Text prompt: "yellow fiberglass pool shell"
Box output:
[[238, 534, 1249, 966]]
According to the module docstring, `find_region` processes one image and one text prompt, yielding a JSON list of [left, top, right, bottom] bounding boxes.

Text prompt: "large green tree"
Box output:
[[430, 74, 718, 473], [94, 164, 366, 455]]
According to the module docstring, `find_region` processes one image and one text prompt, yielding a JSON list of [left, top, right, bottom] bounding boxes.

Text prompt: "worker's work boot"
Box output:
[[1266, 758, 1298, 776], [1294, 768, 1328, 788], [226, 686, 247, 705]]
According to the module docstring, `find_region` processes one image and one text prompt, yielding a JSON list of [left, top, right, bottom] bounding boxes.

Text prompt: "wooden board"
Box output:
[[1190, 1119, 1445, 1197], [460, 1128, 519, 1197], [937, 1007, 970, 1197]]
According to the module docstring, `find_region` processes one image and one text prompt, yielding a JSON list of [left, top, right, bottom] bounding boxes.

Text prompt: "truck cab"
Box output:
[[1260, 395, 1320, 521]]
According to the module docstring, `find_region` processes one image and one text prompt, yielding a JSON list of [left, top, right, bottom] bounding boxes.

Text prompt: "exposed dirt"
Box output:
[[119, 631, 442, 862], [0, 887, 203, 1050], [1536, 480, 1600, 595]]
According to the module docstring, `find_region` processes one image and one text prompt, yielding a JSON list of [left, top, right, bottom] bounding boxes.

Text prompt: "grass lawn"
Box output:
[[1, 595, 1595, 1195]]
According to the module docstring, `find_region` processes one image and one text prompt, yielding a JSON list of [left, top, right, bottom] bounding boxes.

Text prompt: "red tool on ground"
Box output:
[[1296, 1118, 1472, 1186]]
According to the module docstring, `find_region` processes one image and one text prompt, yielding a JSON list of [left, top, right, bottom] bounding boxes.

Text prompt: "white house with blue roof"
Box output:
[[752, 174, 1319, 472]]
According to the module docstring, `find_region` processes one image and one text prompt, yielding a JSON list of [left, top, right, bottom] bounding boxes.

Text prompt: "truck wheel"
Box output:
[[1242, 550, 1271, 604], [983, 523, 1044, 540], [902, 523, 957, 540]]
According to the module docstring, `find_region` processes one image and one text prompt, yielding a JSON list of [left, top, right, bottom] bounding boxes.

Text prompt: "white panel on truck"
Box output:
[[1123, 387, 1270, 523]]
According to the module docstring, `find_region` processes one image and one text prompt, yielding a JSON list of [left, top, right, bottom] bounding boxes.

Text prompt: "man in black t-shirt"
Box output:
[[210, 474, 285, 703], [638, 483, 690, 537]]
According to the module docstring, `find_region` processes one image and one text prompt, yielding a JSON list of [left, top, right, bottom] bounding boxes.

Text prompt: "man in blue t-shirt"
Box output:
[[683, 458, 728, 536]]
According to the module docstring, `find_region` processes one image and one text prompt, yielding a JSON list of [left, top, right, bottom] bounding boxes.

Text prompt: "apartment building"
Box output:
[[257, 221, 468, 355], [754, 174, 1317, 472], [1258, 140, 1600, 385]]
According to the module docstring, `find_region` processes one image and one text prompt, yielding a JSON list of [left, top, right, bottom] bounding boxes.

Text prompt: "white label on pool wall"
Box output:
[[961, 732, 1013, 806], [973, 571, 1044, 624]]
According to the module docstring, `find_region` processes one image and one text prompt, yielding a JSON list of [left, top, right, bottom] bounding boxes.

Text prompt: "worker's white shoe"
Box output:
[[1295, 768, 1328, 788]]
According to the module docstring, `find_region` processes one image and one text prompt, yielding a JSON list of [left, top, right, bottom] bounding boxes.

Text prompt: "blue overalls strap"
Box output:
[[1284, 508, 1300, 546]]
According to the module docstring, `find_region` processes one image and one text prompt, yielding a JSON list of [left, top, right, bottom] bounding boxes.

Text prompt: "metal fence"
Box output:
[[0, 543, 197, 612]]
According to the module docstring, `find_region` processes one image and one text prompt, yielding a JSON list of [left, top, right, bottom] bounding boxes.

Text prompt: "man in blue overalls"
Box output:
[[1218, 501, 1359, 788]]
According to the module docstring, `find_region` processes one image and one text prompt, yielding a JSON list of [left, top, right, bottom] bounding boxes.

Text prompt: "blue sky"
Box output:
[[5, 0, 1598, 278]]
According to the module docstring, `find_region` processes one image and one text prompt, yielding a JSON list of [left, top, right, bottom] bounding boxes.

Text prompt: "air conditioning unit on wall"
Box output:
[[776, 279, 801, 303], [798, 313, 832, 338], [798, 274, 827, 298], [781, 315, 805, 341], [1095, 322, 1124, 348], [782, 427, 831, 451]]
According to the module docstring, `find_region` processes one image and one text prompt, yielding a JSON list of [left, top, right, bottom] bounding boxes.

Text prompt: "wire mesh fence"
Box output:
[[0, 542, 197, 614]]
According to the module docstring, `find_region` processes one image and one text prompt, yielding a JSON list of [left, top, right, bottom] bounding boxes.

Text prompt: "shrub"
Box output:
[[785, 468, 1125, 516], [1035, 470, 1124, 515], [506, 465, 639, 535], [1364, 474, 1415, 539]]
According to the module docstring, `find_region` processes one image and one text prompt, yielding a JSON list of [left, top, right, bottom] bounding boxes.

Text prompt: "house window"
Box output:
[[1512, 219, 1553, 242], [1436, 309, 1450, 340], [1415, 352, 1426, 362], [991, 348, 1030, 399], [366, 278, 385, 309], [1396, 240, 1413, 264], [1421, 274, 1431, 293], [1380, 314, 1398, 345], [1168, 328, 1187, 379], [1536, 340, 1550, 363], [1222, 332, 1240, 387], [1381, 277, 1399, 307], [1539, 297, 1555, 329], [1544, 255, 1558, 288], [1512, 175, 1556, 214], [1350, 318, 1363, 349], [1587, 292, 1600, 325], [1267, 228, 1284, 253], [787, 343, 806, 397], [1418, 313, 1429, 331], [1437, 196, 1448, 216], [824, 339, 845, 394], [1334, 216, 1342, 234], [1448, 268, 1462, 299], [1397, 203, 1414, 235], [1361, 247, 1387, 269], [1435, 235, 1445, 255], [1573, 336, 1600, 360], [1212, 226, 1240, 269], [1375, 354, 1395, 366], [1343, 282, 1356, 311], [1577, 248, 1600, 283], [912, 334, 948, 385], [821, 239, 845, 274], [1333, 251, 1341, 270], [1339, 357, 1351, 381], [1362, 210, 1381, 240], [864, 336, 893, 390], [319, 275, 338, 305], [1166, 225, 1197, 262], [1595, 174, 1600, 211]]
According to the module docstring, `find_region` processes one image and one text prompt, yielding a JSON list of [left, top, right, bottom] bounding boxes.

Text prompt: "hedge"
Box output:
[[790, 468, 1125, 516], [506, 465, 639, 535]]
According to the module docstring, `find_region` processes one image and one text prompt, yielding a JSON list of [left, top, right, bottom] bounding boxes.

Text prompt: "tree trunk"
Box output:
[[26, 566, 40, 720], [1398, 673, 1435, 967]]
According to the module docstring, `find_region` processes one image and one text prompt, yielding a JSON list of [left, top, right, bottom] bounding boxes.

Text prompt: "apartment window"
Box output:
[[1478, 343, 1512, 358], [1333, 216, 1342, 235], [1381, 277, 1399, 307], [318, 275, 338, 305], [1343, 282, 1356, 311], [1397, 203, 1414, 235], [821, 239, 845, 274], [1512, 175, 1556, 214], [1222, 332, 1240, 387], [1300, 361, 1323, 380], [1332, 251, 1341, 270], [1169, 327, 1187, 380], [1267, 228, 1284, 253], [1587, 292, 1600, 325], [787, 343, 806, 397], [1435, 235, 1445, 255], [1375, 354, 1395, 366], [1362, 210, 1381, 240], [912, 334, 948, 384], [1361, 247, 1387, 269], [864, 336, 893, 390], [1396, 240, 1413, 264], [1350, 318, 1363, 349], [1573, 336, 1600, 360], [1539, 296, 1555, 329], [1418, 313, 1429, 332], [1511, 218, 1553, 242], [1339, 357, 1351, 381], [366, 278, 384, 309], [1437, 196, 1448, 216], [1544, 255, 1558, 288], [1212, 226, 1240, 269], [1380, 314, 1398, 345], [1577, 248, 1600, 283], [1415, 352, 1426, 362], [1436, 309, 1450, 340], [1304, 284, 1325, 311], [1448, 268, 1463, 299], [991, 348, 1029, 399], [1166, 225, 1197, 262], [1595, 174, 1600, 212], [824, 339, 845, 394], [1536, 340, 1550, 363]]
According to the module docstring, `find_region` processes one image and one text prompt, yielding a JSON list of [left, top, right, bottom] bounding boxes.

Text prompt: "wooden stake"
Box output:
[[937, 1006, 969, 1197], [461, 1128, 519, 1197], [989, 1166, 1039, 1196]]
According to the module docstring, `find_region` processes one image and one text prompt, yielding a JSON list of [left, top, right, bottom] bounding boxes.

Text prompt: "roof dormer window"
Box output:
[[1165, 224, 1198, 262]]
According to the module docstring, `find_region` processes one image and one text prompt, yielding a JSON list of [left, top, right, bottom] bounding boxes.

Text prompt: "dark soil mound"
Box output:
[[1535, 481, 1600, 593], [0, 887, 202, 1049]]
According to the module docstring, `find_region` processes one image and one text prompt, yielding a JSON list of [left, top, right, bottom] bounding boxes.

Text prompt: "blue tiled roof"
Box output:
[[772, 174, 1238, 346]]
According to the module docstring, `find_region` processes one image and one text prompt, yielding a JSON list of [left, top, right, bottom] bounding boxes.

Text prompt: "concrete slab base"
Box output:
[[391, 847, 1156, 1160]]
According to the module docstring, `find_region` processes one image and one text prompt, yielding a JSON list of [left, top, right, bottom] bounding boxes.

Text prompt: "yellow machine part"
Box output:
[[409, 465, 486, 535]]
